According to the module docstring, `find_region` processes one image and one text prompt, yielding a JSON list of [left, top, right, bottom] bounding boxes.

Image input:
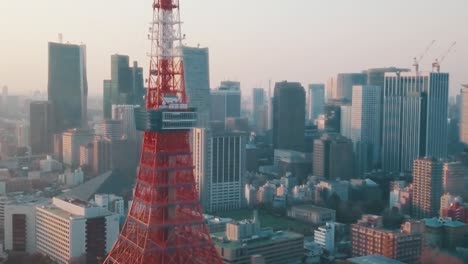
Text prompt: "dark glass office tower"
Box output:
[[29, 101, 55, 154], [273, 81, 305, 151], [48, 42, 88, 132], [103, 55, 144, 118]]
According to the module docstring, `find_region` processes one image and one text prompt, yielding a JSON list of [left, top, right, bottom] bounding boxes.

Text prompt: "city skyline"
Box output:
[[1, 0, 467, 96]]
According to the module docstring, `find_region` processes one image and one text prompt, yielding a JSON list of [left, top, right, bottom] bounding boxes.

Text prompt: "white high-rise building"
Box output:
[[112, 104, 139, 141], [36, 197, 119, 264], [351, 85, 382, 177], [460, 85, 468, 145], [382, 72, 449, 173], [192, 128, 246, 213], [314, 222, 335, 252]]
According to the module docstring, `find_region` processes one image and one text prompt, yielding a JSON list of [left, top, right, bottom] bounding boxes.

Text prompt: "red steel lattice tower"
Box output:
[[104, 1, 223, 263]]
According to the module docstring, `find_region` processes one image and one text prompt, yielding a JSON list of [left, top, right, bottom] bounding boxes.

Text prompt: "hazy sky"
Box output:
[[1, 0, 467, 97]]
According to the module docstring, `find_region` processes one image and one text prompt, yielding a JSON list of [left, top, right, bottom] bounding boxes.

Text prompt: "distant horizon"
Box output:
[[1, 0, 467, 97]]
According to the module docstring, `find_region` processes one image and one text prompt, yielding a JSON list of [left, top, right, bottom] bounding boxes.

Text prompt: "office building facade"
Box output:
[[273, 81, 305, 151], [351, 85, 382, 177], [460, 85, 468, 145], [382, 72, 449, 173], [48, 42, 88, 131], [62, 128, 94, 166], [29, 101, 55, 154], [211, 81, 241, 122], [336, 73, 367, 101], [313, 134, 354, 180], [308, 84, 325, 122], [181, 46, 211, 127], [252, 88, 268, 134]]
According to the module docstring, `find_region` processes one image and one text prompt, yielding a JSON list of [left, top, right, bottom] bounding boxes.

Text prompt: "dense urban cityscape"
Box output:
[[1, 0, 467, 263]]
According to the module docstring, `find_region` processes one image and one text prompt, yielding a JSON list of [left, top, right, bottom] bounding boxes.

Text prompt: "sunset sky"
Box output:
[[1, 0, 467, 96]]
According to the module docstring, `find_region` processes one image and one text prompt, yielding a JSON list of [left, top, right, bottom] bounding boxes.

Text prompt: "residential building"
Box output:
[[382, 72, 449, 173], [423, 217, 468, 250], [192, 128, 246, 213], [308, 84, 325, 122], [48, 42, 88, 131], [389, 183, 413, 215], [36, 197, 119, 264], [273, 81, 306, 152], [412, 157, 443, 219], [287, 205, 336, 225], [314, 222, 335, 252], [440, 198, 468, 223], [211, 81, 241, 122], [181, 46, 211, 127], [62, 128, 94, 166], [29, 101, 55, 154], [443, 161, 467, 196], [313, 133, 354, 180], [351, 85, 382, 177], [351, 215, 424, 264]]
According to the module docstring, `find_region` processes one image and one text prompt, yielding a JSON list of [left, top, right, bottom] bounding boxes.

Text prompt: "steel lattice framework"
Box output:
[[103, 1, 223, 263]]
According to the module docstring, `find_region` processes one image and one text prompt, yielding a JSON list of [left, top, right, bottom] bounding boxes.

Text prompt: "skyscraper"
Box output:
[[313, 134, 354, 180], [29, 101, 55, 154], [308, 84, 325, 122], [211, 81, 241, 122], [459, 85, 468, 145], [181, 46, 211, 127], [340, 104, 352, 138], [112, 105, 139, 141], [103, 55, 144, 119], [48, 42, 88, 132], [273, 81, 305, 151], [351, 85, 382, 177], [412, 157, 443, 219], [192, 128, 246, 213], [252, 88, 268, 133], [336, 73, 367, 102], [382, 72, 449, 174]]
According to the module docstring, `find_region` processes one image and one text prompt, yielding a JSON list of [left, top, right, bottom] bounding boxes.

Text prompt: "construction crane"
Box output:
[[413, 40, 436, 73], [432, 41, 456, 72]]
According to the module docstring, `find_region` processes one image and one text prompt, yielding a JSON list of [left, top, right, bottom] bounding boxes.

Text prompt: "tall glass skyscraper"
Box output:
[[181, 46, 211, 127], [48, 42, 88, 132], [252, 88, 267, 133], [308, 84, 325, 122], [382, 72, 449, 174], [336, 73, 367, 102], [459, 85, 468, 145], [211, 81, 241, 123]]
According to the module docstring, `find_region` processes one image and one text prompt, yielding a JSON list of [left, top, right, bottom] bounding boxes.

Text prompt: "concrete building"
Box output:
[[314, 222, 335, 252], [93, 194, 125, 216], [274, 149, 312, 184], [204, 214, 234, 234], [382, 72, 449, 173], [351, 85, 382, 177], [111, 104, 139, 141], [460, 85, 468, 145], [212, 212, 304, 264], [192, 128, 246, 213], [39, 155, 63, 172], [36, 197, 119, 264], [181, 46, 211, 127], [79, 143, 93, 167], [62, 128, 94, 166], [48, 42, 88, 131], [423, 217, 468, 250], [287, 205, 336, 225], [440, 198, 468, 223], [389, 183, 412, 215], [443, 161, 467, 197], [16, 122, 29, 148], [29, 101, 55, 154], [351, 215, 424, 264], [412, 157, 443, 219], [4, 196, 48, 254], [211, 81, 241, 122], [308, 84, 325, 122], [58, 168, 84, 187], [103, 55, 144, 119], [92, 138, 112, 175], [340, 104, 352, 138], [273, 81, 306, 152], [313, 134, 354, 180], [252, 88, 268, 134]]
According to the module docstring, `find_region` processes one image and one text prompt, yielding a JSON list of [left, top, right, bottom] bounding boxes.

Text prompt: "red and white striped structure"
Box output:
[[103, 1, 222, 263]]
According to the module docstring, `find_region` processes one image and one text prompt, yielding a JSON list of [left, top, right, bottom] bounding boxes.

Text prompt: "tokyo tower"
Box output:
[[103, 1, 223, 263]]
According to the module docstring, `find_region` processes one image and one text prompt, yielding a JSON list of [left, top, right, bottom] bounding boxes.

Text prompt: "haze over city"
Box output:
[[1, 0, 467, 96]]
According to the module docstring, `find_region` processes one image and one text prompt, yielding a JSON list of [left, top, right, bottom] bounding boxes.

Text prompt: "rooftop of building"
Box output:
[[37, 196, 114, 220], [58, 171, 113, 201], [212, 230, 303, 249], [5, 194, 49, 206], [290, 204, 335, 213], [347, 255, 404, 264], [424, 217, 466, 228]]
